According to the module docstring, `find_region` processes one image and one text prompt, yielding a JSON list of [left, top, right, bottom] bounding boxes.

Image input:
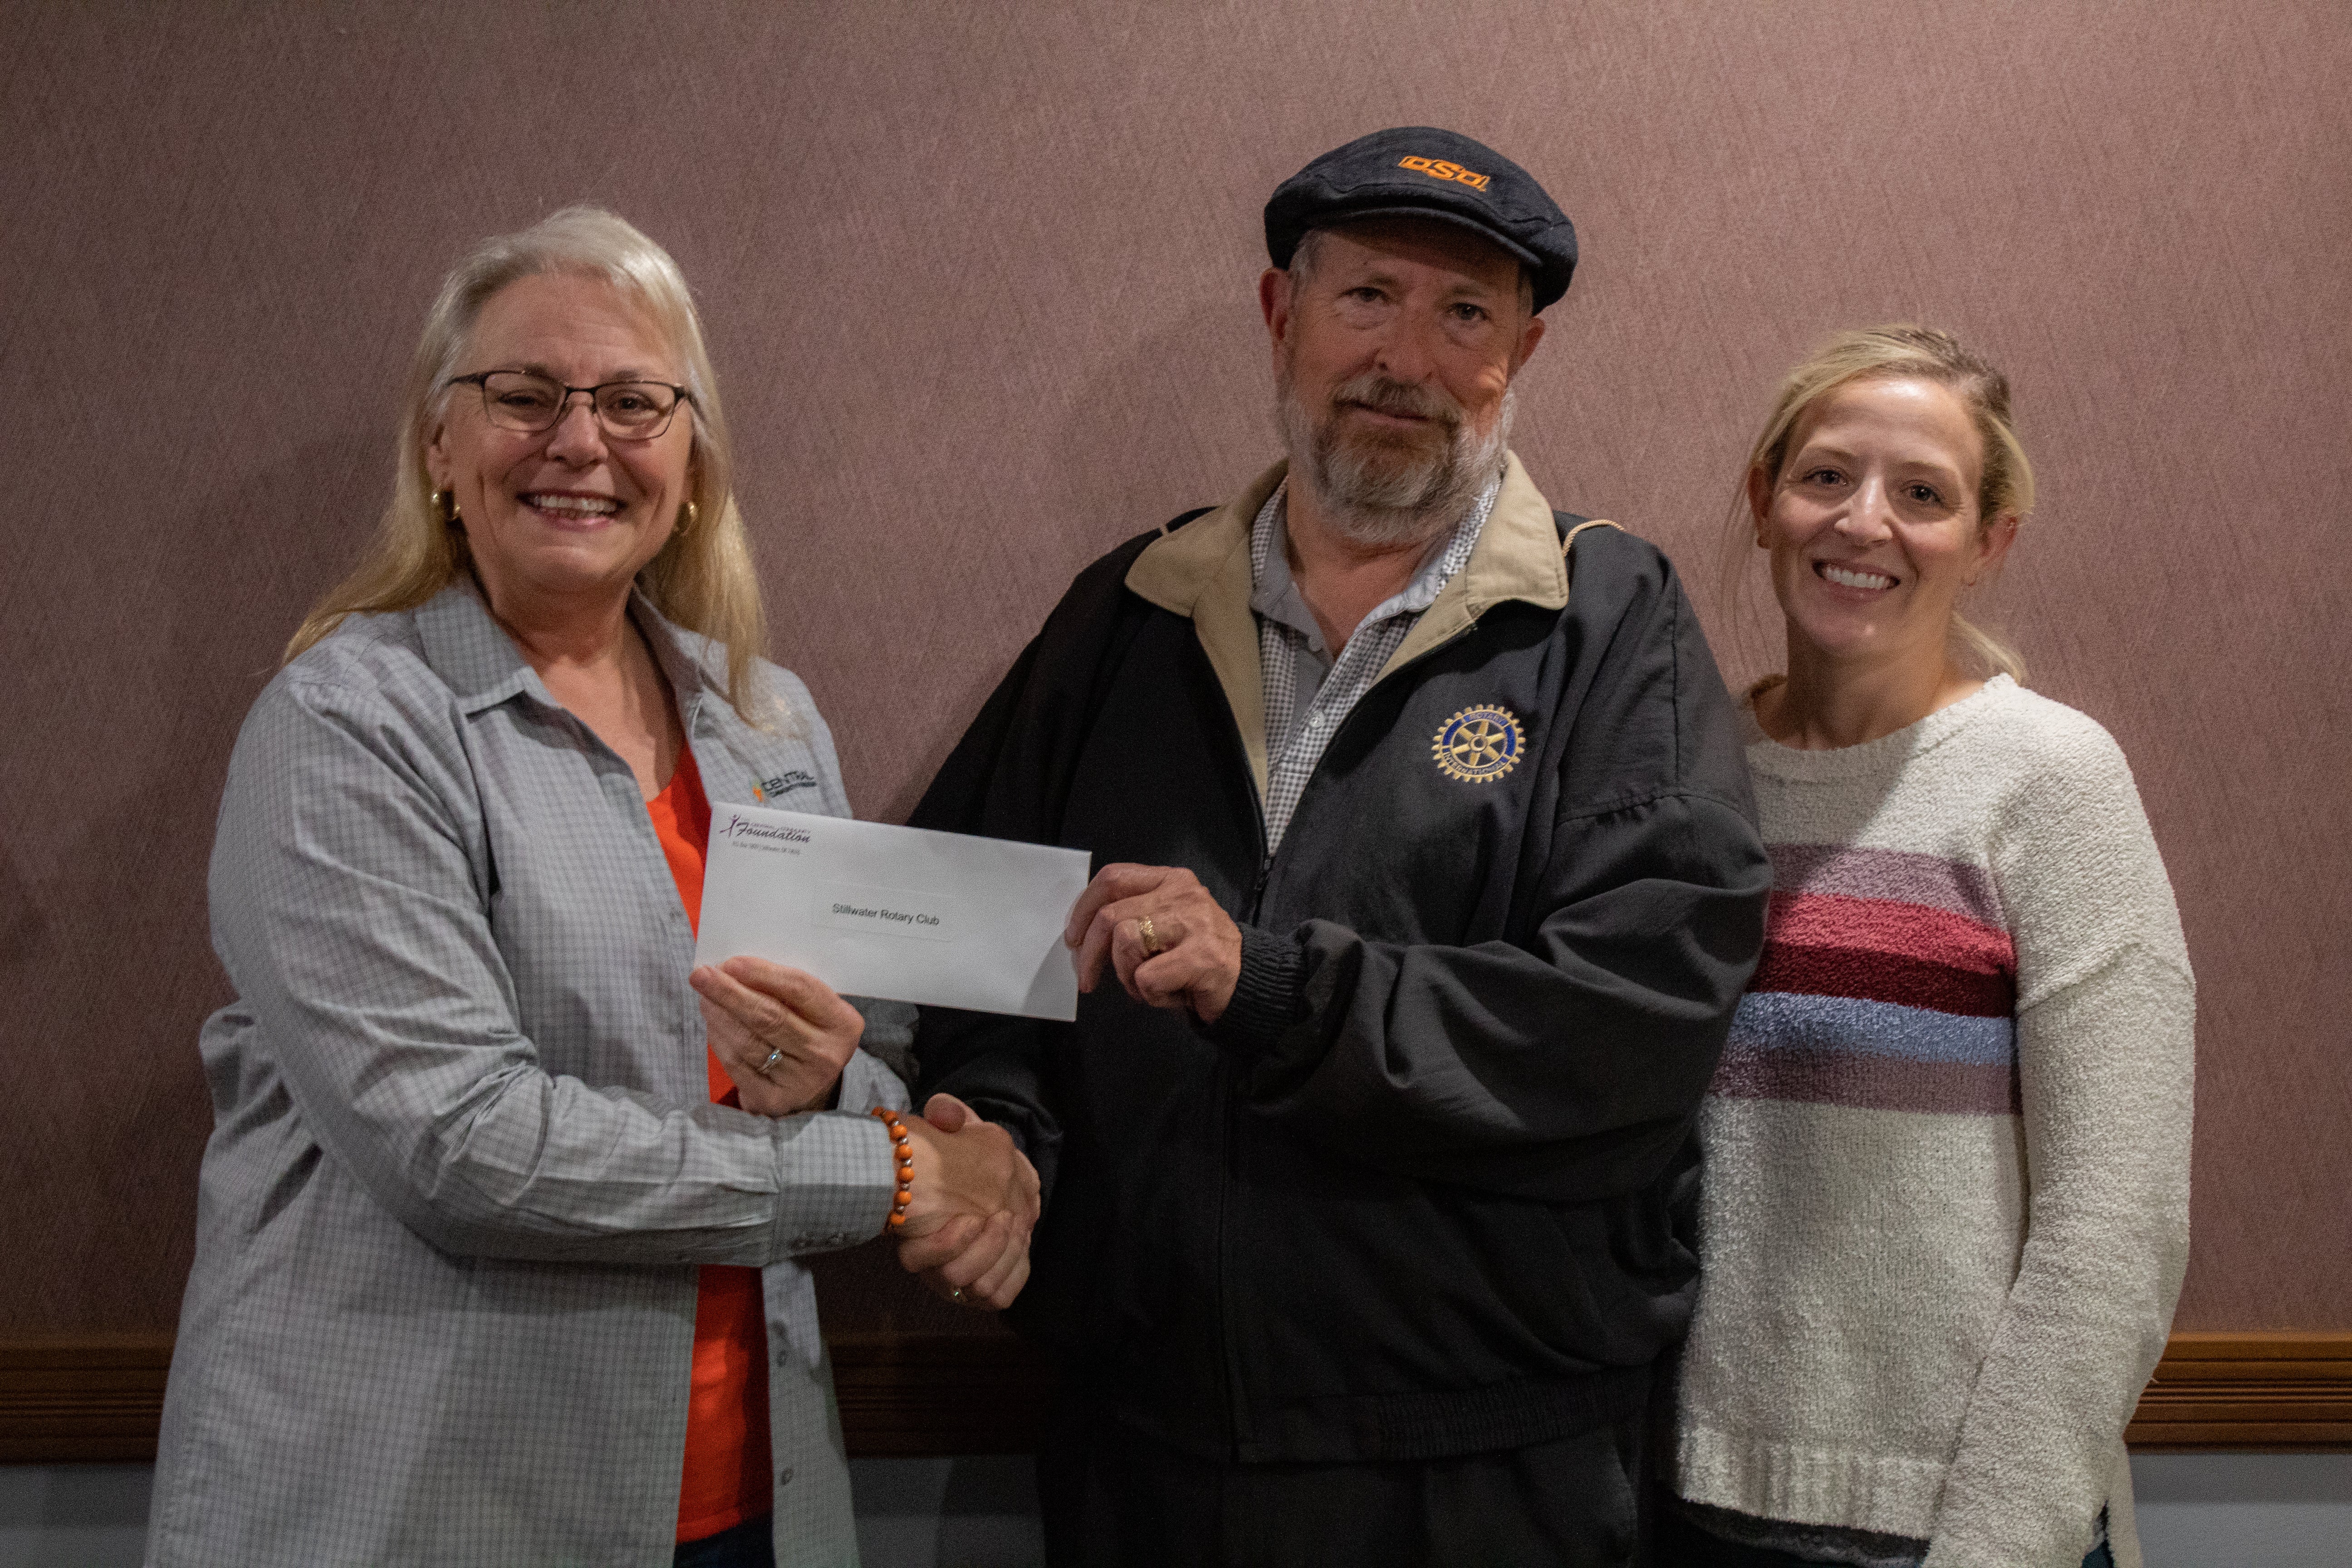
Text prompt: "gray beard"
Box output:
[[1276, 369, 1513, 549]]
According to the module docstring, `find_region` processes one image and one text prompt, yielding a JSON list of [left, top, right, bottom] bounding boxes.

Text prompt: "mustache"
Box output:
[[1274, 354, 1513, 549], [1328, 374, 1464, 430]]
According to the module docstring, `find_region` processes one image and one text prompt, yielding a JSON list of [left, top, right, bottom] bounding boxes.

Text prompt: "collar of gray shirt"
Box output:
[[1248, 477, 1487, 671]]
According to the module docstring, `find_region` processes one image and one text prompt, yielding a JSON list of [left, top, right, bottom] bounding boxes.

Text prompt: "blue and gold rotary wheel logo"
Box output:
[[1432, 706, 1524, 784]]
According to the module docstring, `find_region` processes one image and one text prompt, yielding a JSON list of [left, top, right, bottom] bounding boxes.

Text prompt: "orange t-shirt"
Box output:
[[646, 746, 774, 1542]]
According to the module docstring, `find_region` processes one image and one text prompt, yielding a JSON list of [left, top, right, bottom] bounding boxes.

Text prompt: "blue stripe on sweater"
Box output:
[[1727, 990, 2016, 1068]]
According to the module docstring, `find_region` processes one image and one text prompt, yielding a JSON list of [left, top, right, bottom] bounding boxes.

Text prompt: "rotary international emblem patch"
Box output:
[[1432, 706, 1524, 784]]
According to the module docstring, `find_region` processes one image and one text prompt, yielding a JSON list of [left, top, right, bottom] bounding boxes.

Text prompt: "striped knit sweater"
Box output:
[[1672, 676, 2195, 1568]]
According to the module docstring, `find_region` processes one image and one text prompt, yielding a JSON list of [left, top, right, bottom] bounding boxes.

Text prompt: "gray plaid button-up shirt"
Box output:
[[1250, 474, 1499, 850], [150, 583, 906, 1568]]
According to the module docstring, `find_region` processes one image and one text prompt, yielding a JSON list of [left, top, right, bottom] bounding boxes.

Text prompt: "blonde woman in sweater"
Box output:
[[1664, 327, 2194, 1568]]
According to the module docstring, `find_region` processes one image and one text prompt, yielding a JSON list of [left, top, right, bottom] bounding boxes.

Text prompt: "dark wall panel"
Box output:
[[0, 0, 2343, 1333]]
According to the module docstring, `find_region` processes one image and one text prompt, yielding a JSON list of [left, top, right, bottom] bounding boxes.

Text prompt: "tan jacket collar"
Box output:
[[1124, 451, 1565, 801]]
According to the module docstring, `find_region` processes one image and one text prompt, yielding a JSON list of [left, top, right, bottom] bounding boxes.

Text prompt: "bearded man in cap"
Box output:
[[906, 127, 1772, 1565]]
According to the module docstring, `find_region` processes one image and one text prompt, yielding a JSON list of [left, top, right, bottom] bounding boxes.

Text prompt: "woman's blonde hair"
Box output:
[[286, 206, 772, 719], [1735, 323, 2036, 682]]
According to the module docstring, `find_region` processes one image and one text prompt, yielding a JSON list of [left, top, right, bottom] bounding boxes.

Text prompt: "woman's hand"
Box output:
[[690, 957, 865, 1116], [893, 1093, 1041, 1310], [1066, 862, 1244, 1024]]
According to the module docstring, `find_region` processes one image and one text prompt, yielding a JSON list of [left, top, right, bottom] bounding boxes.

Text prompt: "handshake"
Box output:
[[880, 1091, 1042, 1311], [690, 955, 1042, 1311]]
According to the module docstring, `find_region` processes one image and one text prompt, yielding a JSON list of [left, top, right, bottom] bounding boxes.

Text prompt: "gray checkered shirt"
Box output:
[[1251, 474, 1500, 850], [150, 583, 908, 1568]]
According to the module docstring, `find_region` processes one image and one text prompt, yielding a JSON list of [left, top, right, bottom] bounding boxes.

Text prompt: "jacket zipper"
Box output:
[[1216, 611, 1490, 1455], [1245, 853, 1273, 923], [1216, 760, 1270, 1459]]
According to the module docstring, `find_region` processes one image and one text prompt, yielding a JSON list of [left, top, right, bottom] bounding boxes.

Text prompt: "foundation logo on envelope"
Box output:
[[719, 812, 812, 853]]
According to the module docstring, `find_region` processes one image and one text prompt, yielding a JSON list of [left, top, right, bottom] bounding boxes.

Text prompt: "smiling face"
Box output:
[[1264, 217, 1544, 544], [426, 272, 695, 619], [1754, 374, 2016, 677]]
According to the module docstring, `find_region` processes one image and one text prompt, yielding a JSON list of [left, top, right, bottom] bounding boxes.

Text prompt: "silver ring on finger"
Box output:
[[758, 1047, 784, 1077]]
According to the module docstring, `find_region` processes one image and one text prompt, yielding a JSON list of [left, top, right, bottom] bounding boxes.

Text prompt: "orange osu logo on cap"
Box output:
[[1398, 156, 1491, 191]]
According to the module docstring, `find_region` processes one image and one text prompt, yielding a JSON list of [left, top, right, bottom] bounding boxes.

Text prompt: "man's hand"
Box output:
[[893, 1093, 1041, 1310], [1065, 863, 1243, 1024], [690, 957, 865, 1115]]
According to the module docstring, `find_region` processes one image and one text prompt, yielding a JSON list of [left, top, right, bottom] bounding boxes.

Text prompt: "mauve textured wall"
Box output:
[[0, 0, 2344, 1340]]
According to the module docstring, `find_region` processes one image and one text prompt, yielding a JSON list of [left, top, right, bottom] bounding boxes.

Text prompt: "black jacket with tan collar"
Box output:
[[912, 454, 1771, 1465]]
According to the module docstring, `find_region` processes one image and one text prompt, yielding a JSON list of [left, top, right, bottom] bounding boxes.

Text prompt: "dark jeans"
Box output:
[[672, 1515, 774, 1568], [1038, 1403, 1649, 1568], [1651, 1502, 2116, 1567]]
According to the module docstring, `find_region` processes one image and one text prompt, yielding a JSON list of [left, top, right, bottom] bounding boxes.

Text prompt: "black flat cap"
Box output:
[[1264, 127, 1577, 312]]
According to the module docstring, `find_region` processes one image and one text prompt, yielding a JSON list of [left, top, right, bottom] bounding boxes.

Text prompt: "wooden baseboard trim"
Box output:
[[827, 1332, 1059, 1457], [5, 1330, 2344, 1464], [0, 1336, 175, 1463], [2121, 1331, 2352, 1450]]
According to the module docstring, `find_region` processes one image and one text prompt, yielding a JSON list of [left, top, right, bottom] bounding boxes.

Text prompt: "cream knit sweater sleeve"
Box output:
[[1923, 703, 2195, 1568]]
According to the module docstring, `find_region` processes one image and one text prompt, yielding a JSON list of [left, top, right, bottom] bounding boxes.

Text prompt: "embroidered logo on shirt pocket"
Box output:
[[751, 769, 820, 802]]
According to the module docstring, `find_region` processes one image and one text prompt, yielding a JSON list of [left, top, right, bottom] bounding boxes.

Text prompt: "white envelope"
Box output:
[[693, 803, 1093, 1021]]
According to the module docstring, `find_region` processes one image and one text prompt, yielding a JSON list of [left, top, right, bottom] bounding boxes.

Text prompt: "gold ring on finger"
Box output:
[[1137, 915, 1162, 956]]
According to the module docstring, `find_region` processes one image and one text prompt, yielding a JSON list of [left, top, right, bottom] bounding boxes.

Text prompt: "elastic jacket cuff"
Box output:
[[1206, 924, 1306, 1057]]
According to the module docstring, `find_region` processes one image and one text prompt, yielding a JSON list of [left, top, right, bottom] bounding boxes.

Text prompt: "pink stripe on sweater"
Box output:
[[1769, 843, 2002, 927], [1713, 1041, 2022, 1116]]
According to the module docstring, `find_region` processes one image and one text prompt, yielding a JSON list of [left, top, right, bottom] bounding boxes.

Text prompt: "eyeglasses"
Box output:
[[446, 371, 694, 441]]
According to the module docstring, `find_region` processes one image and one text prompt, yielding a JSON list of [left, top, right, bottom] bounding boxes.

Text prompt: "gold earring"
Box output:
[[676, 500, 699, 536], [433, 489, 460, 524]]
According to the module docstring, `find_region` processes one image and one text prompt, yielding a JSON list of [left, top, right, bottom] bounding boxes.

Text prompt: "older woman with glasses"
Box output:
[[148, 208, 1038, 1568]]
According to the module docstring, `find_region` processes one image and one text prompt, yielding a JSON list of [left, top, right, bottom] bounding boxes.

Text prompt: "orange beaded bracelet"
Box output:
[[870, 1106, 913, 1230]]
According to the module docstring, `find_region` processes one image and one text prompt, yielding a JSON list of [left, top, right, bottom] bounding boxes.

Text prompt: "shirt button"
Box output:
[[774, 1348, 791, 1368], [778, 1466, 795, 1486]]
